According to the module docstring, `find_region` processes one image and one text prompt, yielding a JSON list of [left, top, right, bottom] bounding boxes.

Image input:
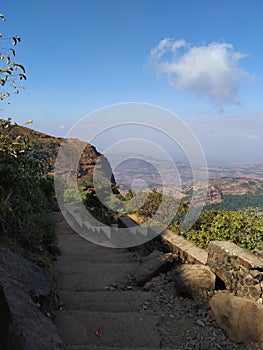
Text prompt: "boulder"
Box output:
[[174, 264, 216, 298], [0, 247, 53, 297], [210, 291, 263, 344], [0, 247, 62, 350], [133, 250, 174, 286]]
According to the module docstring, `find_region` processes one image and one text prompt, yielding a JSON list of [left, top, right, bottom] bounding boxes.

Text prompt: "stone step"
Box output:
[[54, 252, 137, 264], [66, 347, 164, 350], [57, 237, 132, 257], [55, 310, 161, 348], [54, 261, 138, 275], [58, 290, 153, 312], [54, 265, 135, 292]]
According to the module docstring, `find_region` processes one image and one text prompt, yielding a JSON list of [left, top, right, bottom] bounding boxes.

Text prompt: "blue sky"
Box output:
[[1, 0, 263, 163]]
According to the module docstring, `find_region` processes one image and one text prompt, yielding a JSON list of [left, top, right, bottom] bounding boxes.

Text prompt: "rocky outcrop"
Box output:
[[210, 292, 263, 344], [0, 247, 62, 350], [206, 185, 223, 204], [174, 264, 216, 298]]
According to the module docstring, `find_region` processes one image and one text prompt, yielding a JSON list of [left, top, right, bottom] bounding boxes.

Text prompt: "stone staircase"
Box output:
[[53, 216, 163, 350]]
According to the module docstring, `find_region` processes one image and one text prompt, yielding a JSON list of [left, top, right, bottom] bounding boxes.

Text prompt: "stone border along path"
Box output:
[[53, 213, 262, 350], [53, 213, 164, 350]]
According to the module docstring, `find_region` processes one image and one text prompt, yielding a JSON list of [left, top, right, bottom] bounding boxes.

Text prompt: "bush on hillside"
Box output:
[[0, 119, 56, 253]]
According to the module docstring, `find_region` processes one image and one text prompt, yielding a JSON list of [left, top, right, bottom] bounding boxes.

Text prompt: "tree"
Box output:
[[0, 13, 26, 102]]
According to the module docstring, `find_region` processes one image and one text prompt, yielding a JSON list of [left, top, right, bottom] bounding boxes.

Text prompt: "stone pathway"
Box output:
[[53, 214, 261, 350], [53, 215, 163, 350]]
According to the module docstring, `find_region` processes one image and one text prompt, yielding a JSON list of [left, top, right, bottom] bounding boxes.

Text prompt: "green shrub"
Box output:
[[173, 209, 263, 251]]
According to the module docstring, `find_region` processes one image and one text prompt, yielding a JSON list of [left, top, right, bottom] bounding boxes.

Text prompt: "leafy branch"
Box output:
[[0, 13, 26, 101]]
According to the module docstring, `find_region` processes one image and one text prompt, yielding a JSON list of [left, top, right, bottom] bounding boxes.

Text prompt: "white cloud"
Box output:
[[247, 134, 259, 140], [148, 38, 249, 106]]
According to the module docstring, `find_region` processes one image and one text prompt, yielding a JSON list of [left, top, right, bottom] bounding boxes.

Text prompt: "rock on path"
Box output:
[[53, 215, 162, 350]]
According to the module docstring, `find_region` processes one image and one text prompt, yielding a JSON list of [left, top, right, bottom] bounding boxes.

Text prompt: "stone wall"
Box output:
[[160, 228, 208, 265], [207, 241, 263, 301], [160, 231, 263, 301]]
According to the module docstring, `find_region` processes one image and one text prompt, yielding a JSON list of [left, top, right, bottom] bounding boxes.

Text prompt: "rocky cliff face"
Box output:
[[204, 177, 263, 205], [10, 125, 116, 186]]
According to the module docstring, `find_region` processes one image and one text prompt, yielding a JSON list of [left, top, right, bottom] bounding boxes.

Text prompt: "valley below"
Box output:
[[111, 154, 263, 210]]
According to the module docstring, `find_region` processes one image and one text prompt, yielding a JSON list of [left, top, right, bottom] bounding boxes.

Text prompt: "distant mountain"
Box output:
[[202, 177, 263, 211], [207, 163, 263, 180], [184, 177, 263, 210], [207, 177, 263, 199]]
